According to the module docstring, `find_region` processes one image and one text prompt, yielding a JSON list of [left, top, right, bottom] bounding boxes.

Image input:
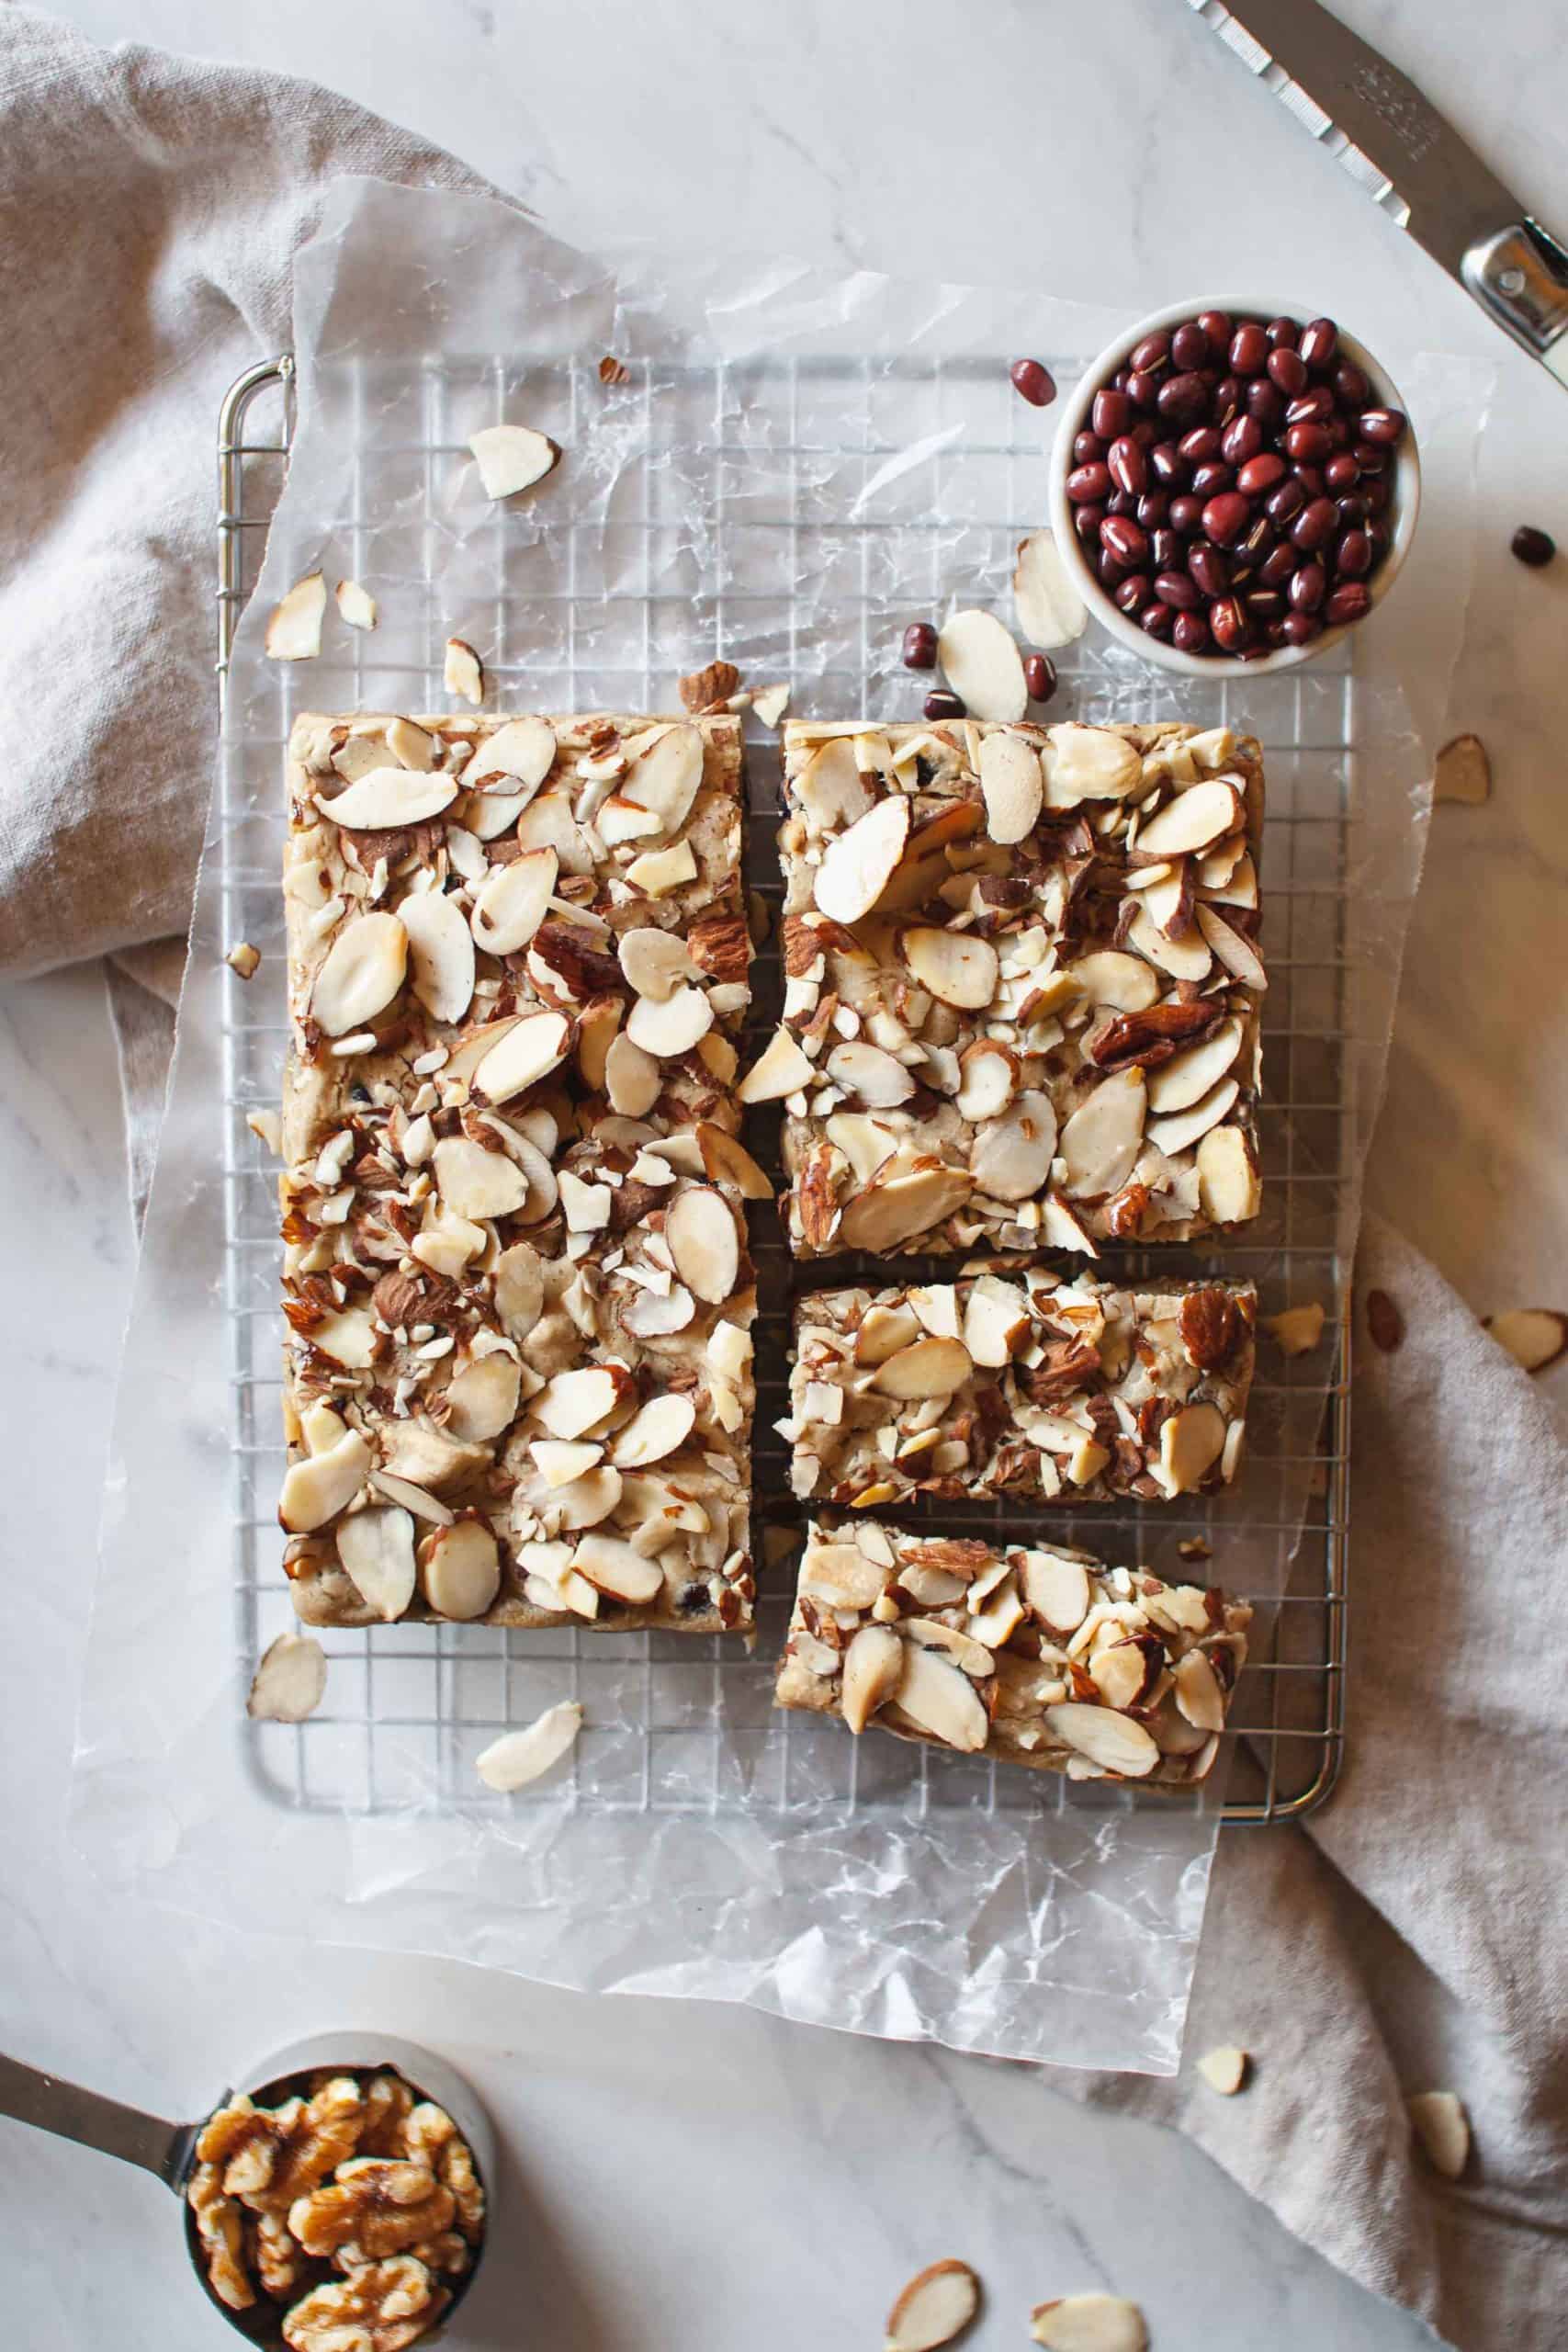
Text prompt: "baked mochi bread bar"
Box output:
[[759, 718, 1265, 1258], [775, 1519, 1253, 1785], [276, 709, 757, 1634]]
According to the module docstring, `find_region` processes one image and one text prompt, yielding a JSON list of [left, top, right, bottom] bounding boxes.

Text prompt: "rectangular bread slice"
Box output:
[[786, 1270, 1256, 1508], [775, 1518, 1251, 1786], [763, 718, 1265, 1258], [276, 709, 757, 1634]]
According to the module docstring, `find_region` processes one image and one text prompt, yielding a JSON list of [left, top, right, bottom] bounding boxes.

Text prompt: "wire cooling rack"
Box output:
[[217, 348, 1348, 1832]]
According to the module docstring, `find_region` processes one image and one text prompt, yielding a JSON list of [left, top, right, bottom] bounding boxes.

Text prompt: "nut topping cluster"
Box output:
[[277, 712, 759, 1635], [776, 1519, 1252, 1784], [186, 2069, 483, 2350], [753, 718, 1264, 1259]]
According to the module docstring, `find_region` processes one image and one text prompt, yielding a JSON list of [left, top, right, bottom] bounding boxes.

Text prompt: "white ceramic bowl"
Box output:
[[1046, 297, 1421, 678]]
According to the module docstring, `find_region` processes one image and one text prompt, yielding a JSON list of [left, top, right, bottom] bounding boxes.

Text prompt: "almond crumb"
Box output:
[[226, 942, 262, 980], [1483, 1307, 1567, 1374], [1267, 1301, 1325, 1357], [1196, 2044, 1249, 2095], [1407, 2089, 1470, 2179], [444, 638, 484, 707], [598, 354, 630, 386]]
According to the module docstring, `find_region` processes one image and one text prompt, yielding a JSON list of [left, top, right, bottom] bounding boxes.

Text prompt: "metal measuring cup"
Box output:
[[0, 2030, 493, 2345]]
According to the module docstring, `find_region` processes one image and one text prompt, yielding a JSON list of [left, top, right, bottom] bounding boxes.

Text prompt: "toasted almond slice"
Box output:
[[551, 1466, 623, 1530], [334, 577, 378, 631], [1066, 951, 1160, 1012], [468, 423, 561, 500], [1019, 1549, 1092, 1633], [1158, 1400, 1228, 1496], [322, 767, 458, 829], [597, 1031, 658, 1117], [310, 1306, 378, 1370], [433, 1136, 529, 1220], [265, 570, 327, 661], [1134, 778, 1243, 858], [463, 787, 530, 841], [619, 926, 695, 1001], [623, 723, 704, 835], [1146, 1077, 1240, 1156], [1196, 1123, 1262, 1224], [1125, 904, 1212, 982], [247, 1633, 328, 1723], [853, 1303, 922, 1365], [1201, 848, 1258, 910], [834, 1621, 901, 1734], [1173, 1645, 1226, 1732], [979, 729, 1044, 843], [872, 1335, 973, 1400], [902, 926, 999, 1011], [815, 796, 912, 923], [1142, 860, 1194, 940], [1045, 1704, 1160, 1780], [1266, 1301, 1325, 1357], [1194, 902, 1267, 989], [444, 636, 484, 705], [1145, 1015, 1245, 1114], [1407, 2090, 1470, 2179], [279, 1427, 371, 1533], [739, 1024, 817, 1103], [937, 608, 1028, 722], [1042, 724, 1143, 807], [1483, 1306, 1568, 1373], [470, 845, 558, 956], [536, 1366, 621, 1441], [664, 1185, 739, 1304], [494, 1242, 545, 1339], [626, 983, 713, 1058], [622, 1283, 696, 1337], [1040, 1193, 1098, 1255], [445, 1352, 523, 1443], [884, 2256, 981, 2352], [696, 1121, 773, 1200], [630, 840, 702, 898], [1433, 732, 1490, 806], [226, 942, 261, 981], [963, 1278, 1031, 1367], [1060, 1067, 1145, 1199], [421, 1519, 501, 1619], [907, 1618, 996, 1678], [1030, 2294, 1149, 2351], [1014, 528, 1088, 650], [336, 1505, 417, 1621], [752, 683, 791, 728], [399, 888, 476, 1024], [954, 1041, 1019, 1123], [840, 1161, 972, 1252], [827, 1040, 917, 1108], [476, 1700, 582, 1792], [802, 1544, 886, 1608], [464, 716, 558, 792], [574, 1532, 664, 1604], [533, 1439, 603, 1489], [795, 737, 874, 832], [1197, 830, 1247, 890], [893, 1645, 990, 1751], [381, 716, 434, 770], [610, 1394, 697, 1469], [1197, 2044, 1249, 2096], [576, 998, 622, 1092], [310, 911, 408, 1038], [473, 1010, 571, 1103], [968, 1091, 1057, 1202]]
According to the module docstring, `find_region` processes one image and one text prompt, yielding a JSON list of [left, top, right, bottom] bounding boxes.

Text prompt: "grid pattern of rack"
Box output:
[[218, 348, 1348, 1832]]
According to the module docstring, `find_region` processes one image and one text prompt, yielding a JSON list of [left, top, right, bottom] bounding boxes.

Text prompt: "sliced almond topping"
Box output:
[[664, 1185, 739, 1304], [464, 716, 558, 792], [1195, 1123, 1261, 1224], [494, 1242, 545, 1339], [697, 1121, 773, 1200], [470, 845, 558, 955], [1267, 1301, 1326, 1357], [399, 888, 476, 1024], [574, 1532, 664, 1604], [1044, 1704, 1160, 1780], [1030, 2293, 1149, 2351], [444, 636, 484, 705], [626, 983, 713, 1059], [1484, 1306, 1568, 1374], [963, 1279, 1031, 1367], [433, 1136, 529, 1221], [937, 608, 1028, 723], [1145, 1077, 1239, 1156], [1089, 1634, 1164, 1713], [336, 1505, 417, 1622], [968, 1091, 1057, 1202], [979, 730, 1044, 843], [739, 1024, 817, 1103], [476, 1700, 582, 1792], [1433, 732, 1490, 806], [1060, 1067, 1145, 1199], [1042, 725, 1143, 808], [597, 1031, 659, 1117], [576, 998, 622, 1092], [226, 941, 261, 980], [795, 737, 873, 831], [954, 1040, 1019, 1123], [609, 1395, 697, 1469], [1134, 778, 1244, 858], [619, 926, 695, 1001], [321, 768, 458, 830], [901, 926, 999, 1011], [626, 840, 700, 898], [444, 1352, 523, 1443], [623, 723, 704, 835], [1013, 528, 1088, 650], [1145, 1015, 1245, 1114], [1173, 1646, 1226, 1733], [872, 1335, 973, 1401], [839, 1161, 972, 1253], [536, 1366, 620, 1441], [906, 1618, 996, 1678], [464, 788, 530, 841], [309, 911, 408, 1038], [815, 795, 912, 923], [826, 1040, 917, 1108], [279, 1426, 371, 1533], [622, 1284, 696, 1337], [1067, 951, 1160, 1012], [265, 571, 326, 661], [1194, 902, 1267, 989], [884, 2256, 981, 2352], [421, 1519, 501, 1620], [893, 1644, 990, 1751], [830, 1621, 899, 1734], [1407, 2090, 1470, 2179], [1158, 1400, 1228, 1497], [246, 1633, 327, 1723], [472, 1010, 571, 1103], [1196, 2044, 1249, 2096], [1040, 1194, 1099, 1256], [1019, 1550, 1091, 1633], [1125, 904, 1212, 982], [854, 1303, 922, 1364], [334, 577, 378, 631], [752, 683, 791, 728], [468, 423, 561, 500], [310, 1307, 378, 1370], [1140, 862, 1193, 940]]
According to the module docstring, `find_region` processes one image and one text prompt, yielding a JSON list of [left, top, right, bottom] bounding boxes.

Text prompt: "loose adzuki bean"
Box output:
[[923, 688, 965, 719], [1510, 524, 1556, 568], [1266, 316, 1299, 351], [1289, 561, 1325, 613], [1246, 379, 1285, 428], [1129, 330, 1171, 375], [1179, 424, 1223, 464], [1264, 477, 1306, 526], [1187, 541, 1230, 599], [1010, 358, 1056, 407], [1258, 540, 1298, 590], [1190, 460, 1234, 498], [1136, 490, 1169, 529], [1127, 368, 1164, 411], [1150, 439, 1188, 486], [1229, 322, 1269, 376], [1236, 452, 1288, 496], [1106, 489, 1137, 518], [1201, 491, 1251, 547], [1024, 652, 1058, 703], [1358, 407, 1407, 447], [901, 621, 938, 669], [1220, 414, 1264, 467], [1267, 345, 1308, 397], [1149, 526, 1180, 572], [1336, 528, 1372, 578], [1291, 497, 1338, 551]]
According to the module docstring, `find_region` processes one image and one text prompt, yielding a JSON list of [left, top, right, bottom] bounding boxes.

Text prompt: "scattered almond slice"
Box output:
[[1433, 732, 1490, 806], [1407, 2089, 1470, 2179], [226, 942, 261, 980], [472, 1010, 571, 1103], [265, 571, 327, 661], [697, 1121, 773, 1200], [894, 1645, 990, 1751], [664, 1185, 739, 1304], [1483, 1307, 1567, 1373], [1196, 2044, 1249, 2096], [400, 889, 476, 1025], [468, 423, 561, 500], [626, 983, 713, 1059], [246, 1107, 282, 1157], [902, 927, 998, 1011], [1030, 2294, 1148, 2351], [1268, 1302, 1326, 1357], [444, 636, 484, 705], [321, 768, 457, 829], [310, 911, 408, 1038], [334, 577, 378, 632], [884, 2257, 981, 2352], [815, 796, 911, 923], [471, 845, 558, 956], [476, 1700, 583, 1792], [1013, 529, 1088, 650], [1135, 779, 1243, 858], [751, 682, 791, 728], [937, 607, 1029, 721], [872, 1336, 973, 1400], [246, 1633, 327, 1723], [739, 1024, 817, 1104], [1044, 1703, 1160, 1779], [979, 729, 1044, 842], [420, 1520, 501, 1619], [1194, 902, 1267, 989]]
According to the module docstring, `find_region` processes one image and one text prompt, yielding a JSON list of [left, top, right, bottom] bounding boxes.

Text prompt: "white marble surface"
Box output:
[[7, 0, 1568, 2343]]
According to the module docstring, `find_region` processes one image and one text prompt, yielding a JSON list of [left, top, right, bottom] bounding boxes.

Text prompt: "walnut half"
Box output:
[[282, 2256, 448, 2352]]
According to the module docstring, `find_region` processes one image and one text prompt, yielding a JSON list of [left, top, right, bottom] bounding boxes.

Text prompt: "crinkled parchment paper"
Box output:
[[72, 179, 1490, 2073]]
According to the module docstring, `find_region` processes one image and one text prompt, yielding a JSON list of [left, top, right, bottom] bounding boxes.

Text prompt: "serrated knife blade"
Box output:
[[1185, 0, 1568, 387]]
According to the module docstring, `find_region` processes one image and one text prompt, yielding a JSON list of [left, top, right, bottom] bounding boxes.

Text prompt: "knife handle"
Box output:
[[1461, 220, 1568, 375]]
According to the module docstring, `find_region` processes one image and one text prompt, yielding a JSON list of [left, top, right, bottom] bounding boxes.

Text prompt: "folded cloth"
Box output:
[[0, 4, 502, 980], [1055, 1214, 1568, 2352]]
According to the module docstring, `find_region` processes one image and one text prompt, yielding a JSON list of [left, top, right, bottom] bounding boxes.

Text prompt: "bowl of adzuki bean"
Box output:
[[1047, 299, 1420, 674]]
